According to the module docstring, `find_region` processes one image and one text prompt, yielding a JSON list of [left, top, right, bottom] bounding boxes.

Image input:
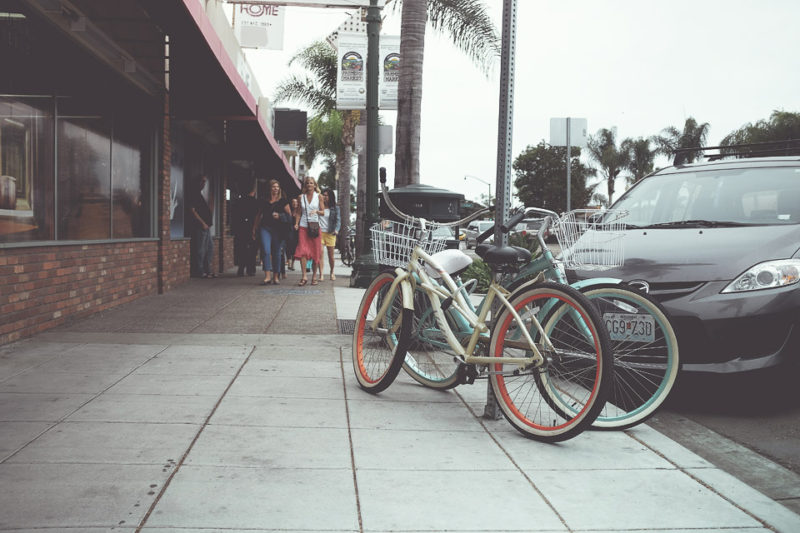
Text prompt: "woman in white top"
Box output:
[[293, 176, 325, 286]]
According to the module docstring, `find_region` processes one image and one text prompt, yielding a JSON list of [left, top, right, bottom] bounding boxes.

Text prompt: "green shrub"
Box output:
[[461, 259, 492, 293]]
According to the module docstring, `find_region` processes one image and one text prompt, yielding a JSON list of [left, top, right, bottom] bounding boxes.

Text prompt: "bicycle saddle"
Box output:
[[475, 244, 532, 271]]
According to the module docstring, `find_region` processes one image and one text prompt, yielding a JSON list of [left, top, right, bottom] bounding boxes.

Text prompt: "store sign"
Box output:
[[379, 35, 399, 110], [234, 3, 285, 50], [228, 1, 385, 6], [336, 32, 367, 110]]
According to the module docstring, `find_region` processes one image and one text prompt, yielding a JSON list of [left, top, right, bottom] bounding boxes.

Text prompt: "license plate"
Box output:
[[603, 313, 655, 343]]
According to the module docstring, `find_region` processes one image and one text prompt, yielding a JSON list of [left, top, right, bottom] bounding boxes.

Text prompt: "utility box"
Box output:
[[380, 183, 464, 249]]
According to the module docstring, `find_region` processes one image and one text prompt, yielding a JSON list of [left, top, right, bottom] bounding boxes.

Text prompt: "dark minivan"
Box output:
[[572, 155, 800, 372]]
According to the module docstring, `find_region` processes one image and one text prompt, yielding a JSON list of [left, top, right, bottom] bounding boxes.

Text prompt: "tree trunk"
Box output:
[[394, 0, 426, 187], [338, 111, 357, 253]]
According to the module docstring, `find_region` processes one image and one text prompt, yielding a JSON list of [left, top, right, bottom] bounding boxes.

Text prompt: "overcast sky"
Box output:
[[243, 0, 800, 203]]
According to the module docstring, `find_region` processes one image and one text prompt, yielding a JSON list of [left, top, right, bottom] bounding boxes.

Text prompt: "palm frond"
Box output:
[[273, 76, 336, 113], [427, 0, 500, 74]]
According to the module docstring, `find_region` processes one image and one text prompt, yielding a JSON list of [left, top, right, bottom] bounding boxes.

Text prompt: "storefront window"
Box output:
[[57, 115, 112, 240], [112, 115, 151, 238], [0, 96, 54, 242]]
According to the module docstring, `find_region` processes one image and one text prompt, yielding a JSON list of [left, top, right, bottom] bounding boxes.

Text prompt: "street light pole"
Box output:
[[464, 174, 492, 204]]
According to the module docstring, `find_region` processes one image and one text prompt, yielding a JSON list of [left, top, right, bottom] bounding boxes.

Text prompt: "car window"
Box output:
[[613, 166, 800, 226]]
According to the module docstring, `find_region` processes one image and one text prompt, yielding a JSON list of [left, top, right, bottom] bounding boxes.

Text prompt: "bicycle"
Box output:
[[352, 170, 614, 442], [340, 227, 355, 267], [403, 206, 680, 430]]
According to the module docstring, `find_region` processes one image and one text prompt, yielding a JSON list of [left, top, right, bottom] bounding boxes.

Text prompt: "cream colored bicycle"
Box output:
[[352, 170, 614, 442]]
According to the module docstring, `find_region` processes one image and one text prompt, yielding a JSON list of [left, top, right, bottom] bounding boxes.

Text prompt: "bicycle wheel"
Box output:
[[352, 272, 411, 393], [581, 285, 679, 430], [341, 241, 354, 267], [402, 287, 462, 390], [489, 282, 613, 442]]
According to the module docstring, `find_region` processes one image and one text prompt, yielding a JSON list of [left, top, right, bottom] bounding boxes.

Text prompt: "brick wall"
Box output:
[[0, 242, 159, 345]]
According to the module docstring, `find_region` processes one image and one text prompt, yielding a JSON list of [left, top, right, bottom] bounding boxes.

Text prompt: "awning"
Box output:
[[139, 0, 299, 190]]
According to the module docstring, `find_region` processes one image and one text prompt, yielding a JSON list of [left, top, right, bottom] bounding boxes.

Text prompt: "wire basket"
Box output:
[[370, 220, 448, 267], [552, 209, 627, 270]]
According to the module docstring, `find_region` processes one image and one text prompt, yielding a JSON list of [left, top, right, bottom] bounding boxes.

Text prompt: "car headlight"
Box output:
[[722, 259, 800, 293]]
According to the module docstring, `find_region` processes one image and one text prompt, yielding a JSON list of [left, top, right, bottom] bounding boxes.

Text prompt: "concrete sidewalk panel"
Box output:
[[145, 466, 359, 531], [0, 421, 51, 458], [67, 393, 218, 424], [7, 421, 198, 465], [490, 429, 675, 471], [227, 375, 345, 400], [210, 396, 348, 429], [107, 372, 233, 396], [351, 427, 515, 471], [158, 344, 253, 358], [136, 356, 243, 377], [356, 469, 566, 531], [346, 397, 484, 432], [0, 392, 92, 421], [240, 358, 343, 379], [186, 425, 352, 469], [0, 370, 124, 394], [533, 468, 761, 530], [688, 466, 800, 532], [0, 463, 167, 529]]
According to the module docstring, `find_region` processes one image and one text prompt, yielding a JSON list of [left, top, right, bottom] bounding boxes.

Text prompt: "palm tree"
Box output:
[[392, 0, 500, 187], [273, 41, 357, 243], [654, 117, 710, 165], [621, 137, 656, 186], [587, 128, 629, 205]]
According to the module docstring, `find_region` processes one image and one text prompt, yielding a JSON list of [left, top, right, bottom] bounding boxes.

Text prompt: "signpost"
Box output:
[[549, 117, 587, 211]]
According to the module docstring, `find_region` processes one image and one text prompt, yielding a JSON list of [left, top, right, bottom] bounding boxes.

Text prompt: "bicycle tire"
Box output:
[[352, 272, 411, 393], [402, 286, 461, 390], [580, 285, 680, 430], [341, 244, 354, 267], [488, 282, 613, 442]]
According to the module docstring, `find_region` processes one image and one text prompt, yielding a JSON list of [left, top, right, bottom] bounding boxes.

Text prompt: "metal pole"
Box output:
[[566, 116, 571, 212], [485, 0, 517, 420], [350, 0, 382, 288]]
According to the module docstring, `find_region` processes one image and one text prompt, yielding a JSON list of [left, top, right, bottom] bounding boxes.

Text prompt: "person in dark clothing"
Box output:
[[188, 175, 215, 278], [285, 197, 299, 271], [232, 181, 259, 276], [252, 179, 293, 285]]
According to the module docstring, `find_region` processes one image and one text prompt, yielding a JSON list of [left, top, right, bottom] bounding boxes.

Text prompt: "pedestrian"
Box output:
[[253, 179, 292, 285], [318, 188, 341, 281], [284, 197, 299, 272], [188, 174, 215, 278], [232, 178, 258, 276], [294, 176, 325, 286]]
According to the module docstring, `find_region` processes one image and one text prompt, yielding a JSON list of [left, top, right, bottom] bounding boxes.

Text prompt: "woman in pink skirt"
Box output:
[[293, 176, 325, 286]]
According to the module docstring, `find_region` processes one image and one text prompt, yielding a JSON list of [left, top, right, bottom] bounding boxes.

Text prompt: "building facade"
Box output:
[[0, 0, 300, 344]]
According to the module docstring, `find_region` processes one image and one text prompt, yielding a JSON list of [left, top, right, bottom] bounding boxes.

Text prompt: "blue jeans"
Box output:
[[259, 226, 285, 274], [192, 227, 213, 276]]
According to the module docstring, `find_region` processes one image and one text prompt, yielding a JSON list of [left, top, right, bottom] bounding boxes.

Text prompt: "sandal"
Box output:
[[330, 274, 336, 281], [311, 278, 319, 286], [298, 279, 308, 286]]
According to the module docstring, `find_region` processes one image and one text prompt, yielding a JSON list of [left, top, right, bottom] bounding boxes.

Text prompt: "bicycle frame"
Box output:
[[371, 245, 551, 369]]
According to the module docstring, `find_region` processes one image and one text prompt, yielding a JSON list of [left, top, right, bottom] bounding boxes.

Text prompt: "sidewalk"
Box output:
[[1, 257, 799, 532]]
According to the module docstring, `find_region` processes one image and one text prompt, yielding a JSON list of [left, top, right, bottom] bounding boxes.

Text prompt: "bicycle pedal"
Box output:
[[456, 364, 479, 385]]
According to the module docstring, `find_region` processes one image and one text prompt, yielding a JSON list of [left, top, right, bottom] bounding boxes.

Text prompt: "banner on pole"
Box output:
[[336, 32, 368, 110], [234, 3, 285, 50], [378, 35, 400, 110]]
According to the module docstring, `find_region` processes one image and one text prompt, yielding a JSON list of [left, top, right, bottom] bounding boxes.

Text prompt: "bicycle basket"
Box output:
[[370, 220, 448, 267], [552, 209, 627, 270]]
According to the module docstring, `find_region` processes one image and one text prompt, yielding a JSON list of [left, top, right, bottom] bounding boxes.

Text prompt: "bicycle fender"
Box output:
[[570, 277, 622, 290], [507, 272, 545, 300]]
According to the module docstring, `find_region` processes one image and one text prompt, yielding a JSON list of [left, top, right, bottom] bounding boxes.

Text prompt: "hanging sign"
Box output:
[[379, 35, 400, 110], [336, 31, 368, 110], [234, 3, 285, 50]]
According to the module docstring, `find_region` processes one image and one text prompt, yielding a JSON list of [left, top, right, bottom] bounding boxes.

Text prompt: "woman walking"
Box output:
[[294, 176, 325, 286], [285, 197, 299, 271], [318, 188, 341, 281], [253, 179, 292, 285]]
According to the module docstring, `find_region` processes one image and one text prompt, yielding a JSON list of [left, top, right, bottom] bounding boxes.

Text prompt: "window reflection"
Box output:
[[0, 96, 54, 241], [57, 116, 111, 240], [112, 116, 150, 238]]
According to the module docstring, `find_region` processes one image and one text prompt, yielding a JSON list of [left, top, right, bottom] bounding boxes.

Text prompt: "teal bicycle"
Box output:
[[403, 207, 680, 430]]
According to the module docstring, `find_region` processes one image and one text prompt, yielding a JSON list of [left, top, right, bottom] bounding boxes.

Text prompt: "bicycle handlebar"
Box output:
[[379, 167, 492, 228], [475, 207, 562, 246]]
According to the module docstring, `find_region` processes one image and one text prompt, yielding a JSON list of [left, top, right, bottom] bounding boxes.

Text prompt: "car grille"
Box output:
[[645, 281, 706, 302]]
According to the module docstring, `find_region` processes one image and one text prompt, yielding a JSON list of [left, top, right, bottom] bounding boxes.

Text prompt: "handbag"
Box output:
[[303, 194, 320, 238]]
